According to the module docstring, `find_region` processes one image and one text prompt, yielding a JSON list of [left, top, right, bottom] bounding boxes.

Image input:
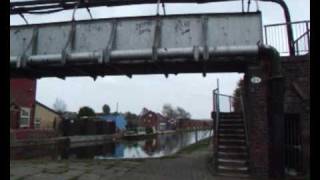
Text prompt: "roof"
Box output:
[[35, 101, 61, 117]]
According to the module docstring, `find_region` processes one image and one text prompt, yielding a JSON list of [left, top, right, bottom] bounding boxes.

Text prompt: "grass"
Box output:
[[68, 176, 80, 180], [159, 138, 211, 159], [176, 138, 211, 154]]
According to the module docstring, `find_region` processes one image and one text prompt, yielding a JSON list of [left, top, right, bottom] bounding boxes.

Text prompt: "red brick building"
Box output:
[[138, 108, 169, 132], [10, 78, 37, 129]]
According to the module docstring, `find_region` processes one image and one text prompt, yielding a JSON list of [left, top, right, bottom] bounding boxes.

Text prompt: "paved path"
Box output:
[[10, 142, 253, 180]]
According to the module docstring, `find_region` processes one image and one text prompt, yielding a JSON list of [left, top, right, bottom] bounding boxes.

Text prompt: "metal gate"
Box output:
[[284, 113, 303, 176]]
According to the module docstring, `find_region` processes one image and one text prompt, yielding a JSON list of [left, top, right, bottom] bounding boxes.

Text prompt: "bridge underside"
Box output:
[[11, 57, 252, 78]]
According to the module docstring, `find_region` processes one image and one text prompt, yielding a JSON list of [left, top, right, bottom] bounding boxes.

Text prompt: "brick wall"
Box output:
[[10, 78, 37, 129], [243, 55, 310, 177], [244, 64, 270, 178], [281, 55, 310, 175]]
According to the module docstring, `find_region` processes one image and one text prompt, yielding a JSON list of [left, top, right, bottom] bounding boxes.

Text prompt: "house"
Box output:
[[96, 114, 127, 132], [10, 78, 37, 129], [138, 108, 170, 132], [34, 101, 62, 129], [139, 108, 159, 133]]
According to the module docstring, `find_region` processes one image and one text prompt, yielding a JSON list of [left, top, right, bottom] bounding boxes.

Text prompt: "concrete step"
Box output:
[[219, 139, 245, 142], [217, 172, 249, 178], [218, 151, 248, 156], [219, 145, 246, 148], [219, 113, 243, 118], [219, 129, 244, 133], [218, 158, 248, 167], [218, 158, 247, 164], [219, 140, 246, 146], [218, 152, 248, 159], [219, 122, 243, 126], [218, 145, 247, 152], [219, 133, 245, 138], [218, 165, 249, 171], [220, 116, 243, 119], [219, 124, 244, 128], [220, 119, 243, 123]]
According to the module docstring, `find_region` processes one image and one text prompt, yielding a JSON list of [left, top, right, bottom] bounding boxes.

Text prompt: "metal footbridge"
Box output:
[[11, 12, 263, 78]]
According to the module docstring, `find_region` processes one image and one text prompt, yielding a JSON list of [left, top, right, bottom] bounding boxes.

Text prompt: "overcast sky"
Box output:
[[10, 0, 310, 119]]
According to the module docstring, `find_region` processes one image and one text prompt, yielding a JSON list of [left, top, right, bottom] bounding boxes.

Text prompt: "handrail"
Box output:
[[213, 88, 220, 171], [264, 20, 310, 27], [293, 29, 310, 44], [264, 20, 310, 56], [293, 28, 310, 56], [240, 91, 249, 166]]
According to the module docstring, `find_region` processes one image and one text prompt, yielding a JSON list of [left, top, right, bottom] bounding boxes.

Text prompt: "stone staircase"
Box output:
[[215, 112, 249, 177]]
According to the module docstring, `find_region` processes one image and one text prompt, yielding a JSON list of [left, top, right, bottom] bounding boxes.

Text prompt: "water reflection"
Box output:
[[11, 130, 212, 160], [94, 130, 212, 159]]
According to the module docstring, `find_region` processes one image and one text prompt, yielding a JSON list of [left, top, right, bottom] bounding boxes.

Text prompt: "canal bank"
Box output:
[[10, 137, 220, 180], [11, 137, 303, 180]]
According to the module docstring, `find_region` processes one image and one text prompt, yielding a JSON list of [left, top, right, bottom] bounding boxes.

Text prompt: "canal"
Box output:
[[11, 130, 213, 160]]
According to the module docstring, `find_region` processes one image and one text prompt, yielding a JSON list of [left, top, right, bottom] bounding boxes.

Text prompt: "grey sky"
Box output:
[[10, 0, 309, 118]]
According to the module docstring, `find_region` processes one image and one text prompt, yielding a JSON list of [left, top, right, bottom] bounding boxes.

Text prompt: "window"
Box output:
[[35, 118, 41, 129], [20, 107, 31, 128]]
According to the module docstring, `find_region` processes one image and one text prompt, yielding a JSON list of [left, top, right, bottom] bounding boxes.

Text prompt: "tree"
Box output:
[[162, 104, 177, 119], [124, 112, 139, 129], [78, 106, 95, 117], [53, 98, 67, 113], [232, 79, 244, 112], [102, 104, 111, 114], [176, 107, 191, 119], [162, 104, 191, 120]]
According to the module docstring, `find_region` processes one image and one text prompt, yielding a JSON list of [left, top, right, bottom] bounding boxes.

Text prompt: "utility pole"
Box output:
[[116, 102, 119, 113]]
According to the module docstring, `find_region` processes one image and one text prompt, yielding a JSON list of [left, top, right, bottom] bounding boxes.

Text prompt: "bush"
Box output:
[[146, 127, 154, 134]]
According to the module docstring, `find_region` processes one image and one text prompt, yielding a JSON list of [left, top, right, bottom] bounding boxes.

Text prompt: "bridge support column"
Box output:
[[244, 46, 285, 178], [244, 65, 270, 178]]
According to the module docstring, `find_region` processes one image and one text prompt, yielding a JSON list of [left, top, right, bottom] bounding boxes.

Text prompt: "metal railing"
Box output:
[[264, 20, 310, 56], [212, 88, 220, 170]]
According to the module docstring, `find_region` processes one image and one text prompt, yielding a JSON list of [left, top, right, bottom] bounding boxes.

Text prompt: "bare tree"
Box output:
[[53, 98, 67, 113], [176, 106, 191, 119], [162, 104, 191, 120], [162, 104, 177, 119]]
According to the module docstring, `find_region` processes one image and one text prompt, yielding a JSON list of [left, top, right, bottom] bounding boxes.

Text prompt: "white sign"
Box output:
[[251, 76, 262, 84]]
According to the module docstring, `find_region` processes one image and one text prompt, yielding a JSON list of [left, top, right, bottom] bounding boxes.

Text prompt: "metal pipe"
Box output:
[[10, 45, 259, 66]]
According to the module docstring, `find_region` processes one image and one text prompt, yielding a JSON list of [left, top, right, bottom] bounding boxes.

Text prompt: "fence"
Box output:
[[264, 20, 310, 56], [284, 113, 303, 175], [10, 129, 59, 142]]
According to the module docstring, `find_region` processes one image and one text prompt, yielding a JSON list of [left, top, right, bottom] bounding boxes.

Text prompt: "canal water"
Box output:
[[11, 130, 213, 160]]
